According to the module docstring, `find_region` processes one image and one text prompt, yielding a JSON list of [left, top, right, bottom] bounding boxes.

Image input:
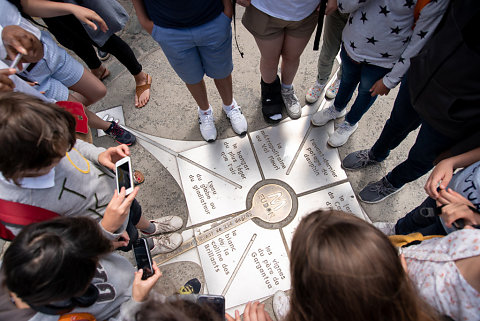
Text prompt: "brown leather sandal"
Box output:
[[135, 73, 152, 108]]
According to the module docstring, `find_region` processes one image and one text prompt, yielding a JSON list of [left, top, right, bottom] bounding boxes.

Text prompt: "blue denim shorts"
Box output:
[[26, 31, 84, 101], [151, 12, 233, 84]]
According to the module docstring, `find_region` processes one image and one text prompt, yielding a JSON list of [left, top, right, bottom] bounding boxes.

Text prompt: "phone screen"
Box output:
[[197, 295, 225, 319], [116, 161, 132, 191], [133, 239, 153, 280]]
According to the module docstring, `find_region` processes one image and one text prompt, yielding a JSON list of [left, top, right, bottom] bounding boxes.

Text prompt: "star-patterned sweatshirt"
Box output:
[[338, 0, 449, 89]]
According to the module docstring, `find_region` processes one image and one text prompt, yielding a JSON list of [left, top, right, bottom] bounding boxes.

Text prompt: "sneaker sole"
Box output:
[[358, 185, 404, 204], [114, 139, 135, 146], [262, 113, 282, 124]]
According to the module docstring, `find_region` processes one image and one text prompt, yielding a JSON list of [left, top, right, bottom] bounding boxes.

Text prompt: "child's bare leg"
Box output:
[[69, 67, 106, 106], [136, 216, 152, 231]]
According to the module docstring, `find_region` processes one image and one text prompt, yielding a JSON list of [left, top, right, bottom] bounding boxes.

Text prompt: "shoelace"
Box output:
[[283, 88, 298, 106], [369, 179, 395, 195], [155, 235, 176, 249], [336, 122, 352, 134], [108, 124, 124, 137], [227, 107, 244, 122], [199, 114, 215, 128], [355, 150, 371, 163]]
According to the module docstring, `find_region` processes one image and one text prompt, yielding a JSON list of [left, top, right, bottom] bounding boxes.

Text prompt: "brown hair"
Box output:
[[0, 92, 76, 183], [3, 217, 112, 305], [135, 298, 222, 321], [287, 210, 438, 321]]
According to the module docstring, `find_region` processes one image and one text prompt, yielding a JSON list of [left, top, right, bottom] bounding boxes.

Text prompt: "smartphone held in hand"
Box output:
[[133, 238, 154, 280], [115, 156, 134, 195]]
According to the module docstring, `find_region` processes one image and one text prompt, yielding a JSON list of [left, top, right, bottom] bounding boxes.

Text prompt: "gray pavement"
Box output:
[[1, 2, 429, 318]]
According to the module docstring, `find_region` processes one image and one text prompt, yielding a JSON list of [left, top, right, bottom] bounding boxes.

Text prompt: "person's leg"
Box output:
[[311, 46, 361, 127], [332, 47, 362, 112], [213, 74, 233, 106], [186, 80, 209, 110], [68, 67, 106, 107], [99, 34, 150, 107], [395, 197, 446, 235], [344, 63, 390, 125], [316, 10, 347, 84], [386, 121, 456, 188], [255, 36, 284, 83], [42, 15, 102, 70], [369, 77, 422, 161], [279, 34, 311, 85]]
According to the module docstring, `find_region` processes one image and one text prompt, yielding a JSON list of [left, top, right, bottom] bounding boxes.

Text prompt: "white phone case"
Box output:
[[115, 156, 134, 195]]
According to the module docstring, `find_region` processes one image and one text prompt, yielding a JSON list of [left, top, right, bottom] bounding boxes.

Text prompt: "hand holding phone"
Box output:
[[132, 258, 162, 302], [115, 156, 134, 195]]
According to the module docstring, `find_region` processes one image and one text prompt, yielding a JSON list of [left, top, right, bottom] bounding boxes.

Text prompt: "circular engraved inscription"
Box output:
[[246, 179, 298, 229]]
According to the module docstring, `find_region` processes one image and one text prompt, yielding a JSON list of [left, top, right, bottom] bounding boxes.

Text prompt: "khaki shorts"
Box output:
[[242, 5, 319, 40]]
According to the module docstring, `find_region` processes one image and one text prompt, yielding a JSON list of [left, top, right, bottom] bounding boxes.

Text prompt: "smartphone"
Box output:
[[197, 294, 225, 320], [115, 156, 134, 195], [133, 238, 154, 280]]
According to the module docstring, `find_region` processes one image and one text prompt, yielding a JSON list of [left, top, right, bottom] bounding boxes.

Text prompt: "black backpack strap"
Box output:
[[232, 0, 244, 58]]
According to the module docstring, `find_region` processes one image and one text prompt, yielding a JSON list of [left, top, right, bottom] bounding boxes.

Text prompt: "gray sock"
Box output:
[[141, 222, 155, 234]]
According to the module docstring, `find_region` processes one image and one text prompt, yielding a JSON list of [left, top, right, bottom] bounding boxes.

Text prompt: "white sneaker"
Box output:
[[225, 101, 248, 135], [281, 86, 301, 119], [328, 121, 358, 147], [311, 104, 346, 126], [141, 216, 183, 237], [198, 111, 217, 142], [325, 79, 341, 99], [150, 233, 183, 256], [373, 222, 396, 236], [305, 82, 326, 104], [273, 290, 290, 321]]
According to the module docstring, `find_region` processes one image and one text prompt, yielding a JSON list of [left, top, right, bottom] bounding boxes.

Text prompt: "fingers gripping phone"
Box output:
[[115, 156, 134, 195], [197, 294, 225, 320], [133, 238, 154, 280]]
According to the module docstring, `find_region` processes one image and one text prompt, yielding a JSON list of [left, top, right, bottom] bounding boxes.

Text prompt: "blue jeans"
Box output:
[[370, 76, 455, 188], [333, 46, 390, 125], [395, 196, 447, 236]]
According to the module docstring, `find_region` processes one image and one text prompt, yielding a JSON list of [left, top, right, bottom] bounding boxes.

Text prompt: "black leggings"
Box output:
[[43, 14, 142, 76]]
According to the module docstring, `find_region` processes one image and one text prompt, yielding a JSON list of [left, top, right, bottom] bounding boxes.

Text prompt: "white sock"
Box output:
[[281, 83, 293, 89], [198, 105, 213, 116], [223, 99, 237, 113]]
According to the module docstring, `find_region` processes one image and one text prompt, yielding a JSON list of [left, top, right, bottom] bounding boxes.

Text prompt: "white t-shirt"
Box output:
[[251, 0, 319, 21]]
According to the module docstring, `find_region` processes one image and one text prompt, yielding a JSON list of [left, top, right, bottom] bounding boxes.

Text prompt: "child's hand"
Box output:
[[436, 188, 474, 207], [112, 230, 130, 249], [424, 158, 455, 199], [2, 25, 44, 67], [101, 186, 139, 232], [0, 68, 16, 92], [132, 264, 162, 302], [440, 203, 480, 228], [69, 4, 108, 32], [370, 79, 390, 96], [236, 0, 251, 7], [226, 301, 273, 321], [98, 144, 130, 170]]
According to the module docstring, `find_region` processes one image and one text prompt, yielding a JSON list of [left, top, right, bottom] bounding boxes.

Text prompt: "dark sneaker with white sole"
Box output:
[[342, 149, 379, 170], [358, 176, 403, 203], [104, 121, 136, 145]]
